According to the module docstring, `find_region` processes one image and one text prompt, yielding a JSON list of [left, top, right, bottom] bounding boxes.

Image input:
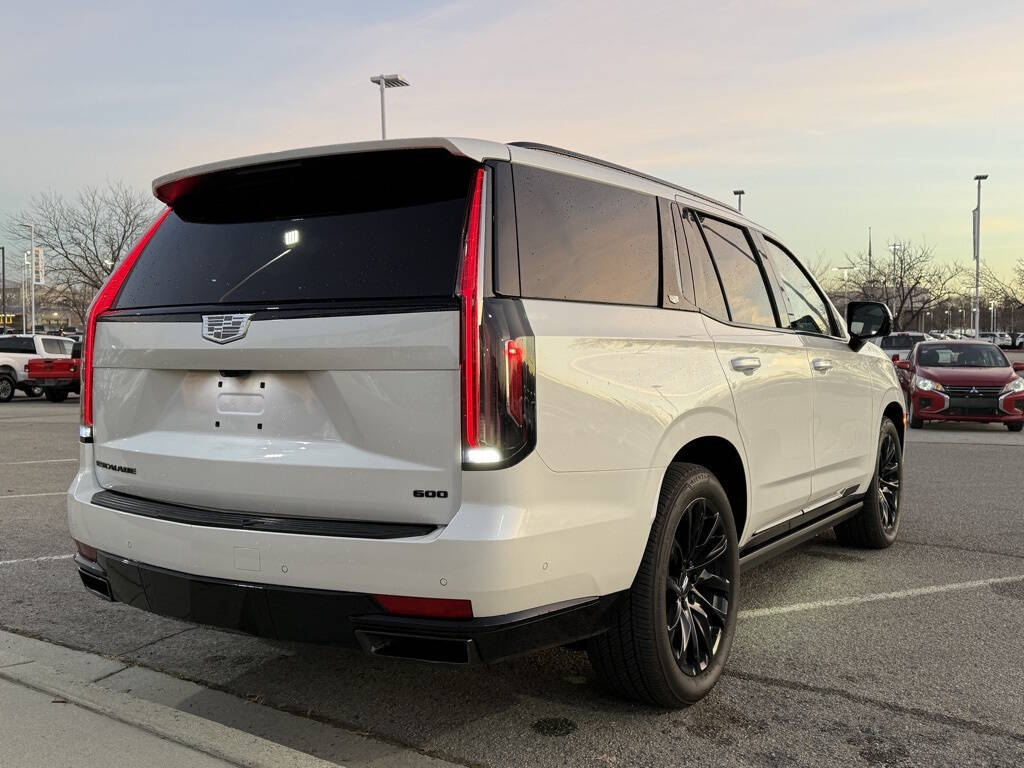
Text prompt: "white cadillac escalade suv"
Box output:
[[68, 139, 905, 706]]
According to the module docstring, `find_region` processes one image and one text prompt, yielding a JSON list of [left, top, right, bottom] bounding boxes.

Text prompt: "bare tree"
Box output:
[[4, 182, 159, 319], [837, 239, 964, 331]]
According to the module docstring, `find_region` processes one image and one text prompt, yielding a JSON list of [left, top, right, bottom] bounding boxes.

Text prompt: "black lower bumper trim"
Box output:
[[79, 552, 624, 664], [90, 489, 437, 540]]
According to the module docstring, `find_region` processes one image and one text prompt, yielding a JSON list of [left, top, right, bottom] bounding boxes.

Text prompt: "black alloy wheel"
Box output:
[[588, 463, 739, 707], [665, 497, 731, 676], [877, 431, 900, 532], [835, 418, 903, 549]]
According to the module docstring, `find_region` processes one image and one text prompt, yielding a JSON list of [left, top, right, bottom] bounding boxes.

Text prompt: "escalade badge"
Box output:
[[202, 313, 253, 344], [969, 387, 979, 396]]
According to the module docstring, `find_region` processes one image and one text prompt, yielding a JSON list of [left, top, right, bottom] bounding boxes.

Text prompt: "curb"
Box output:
[[0, 649, 339, 768]]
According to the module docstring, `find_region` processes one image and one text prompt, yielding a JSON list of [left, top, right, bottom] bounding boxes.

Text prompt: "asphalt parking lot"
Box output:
[[1, 395, 1023, 767]]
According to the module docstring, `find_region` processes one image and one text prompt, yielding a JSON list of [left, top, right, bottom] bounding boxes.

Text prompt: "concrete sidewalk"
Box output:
[[0, 631, 455, 768], [0, 675, 239, 768]]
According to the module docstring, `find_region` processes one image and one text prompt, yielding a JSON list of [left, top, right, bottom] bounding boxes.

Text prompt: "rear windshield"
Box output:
[[115, 150, 476, 309], [41, 338, 73, 355], [880, 334, 924, 350]]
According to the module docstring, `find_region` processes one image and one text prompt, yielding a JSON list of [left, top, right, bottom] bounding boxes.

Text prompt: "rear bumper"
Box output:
[[67, 446, 657, 619], [75, 550, 622, 664]]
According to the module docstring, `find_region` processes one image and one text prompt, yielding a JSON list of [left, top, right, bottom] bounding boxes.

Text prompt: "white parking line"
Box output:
[[5, 458, 77, 465], [0, 554, 73, 567], [0, 492, 66, 500], [739, 574, 1024, 619]]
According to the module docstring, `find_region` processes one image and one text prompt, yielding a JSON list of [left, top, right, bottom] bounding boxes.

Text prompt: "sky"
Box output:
[[1, 0, 1022, 276]]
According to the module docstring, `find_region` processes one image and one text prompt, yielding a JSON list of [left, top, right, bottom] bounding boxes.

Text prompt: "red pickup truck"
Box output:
[[24, 341, 82, 402]]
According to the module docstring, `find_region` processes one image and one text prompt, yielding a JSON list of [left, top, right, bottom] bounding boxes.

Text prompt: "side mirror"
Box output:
[[846, 301, 892, 351], [1013, 362, 1024, 373], [895, 360, 911, 371]]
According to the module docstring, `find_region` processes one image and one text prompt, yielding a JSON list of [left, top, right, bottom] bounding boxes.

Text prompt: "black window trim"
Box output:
[[659, 198, 696, 312], [755, 232, 846, 341], [680, 207, 784, 332]]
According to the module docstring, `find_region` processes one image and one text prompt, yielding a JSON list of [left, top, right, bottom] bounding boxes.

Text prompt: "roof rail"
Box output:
[[507, 142, 736, 212]]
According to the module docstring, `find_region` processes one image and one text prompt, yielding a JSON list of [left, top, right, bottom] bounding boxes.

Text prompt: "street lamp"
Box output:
[[369, 74, 409, 140], [833, 265, 854, 312], [972, 174, 988, 340], [990, 300, 996, 333], [19, 223, 35, 334], [733, 189, 745, 212]]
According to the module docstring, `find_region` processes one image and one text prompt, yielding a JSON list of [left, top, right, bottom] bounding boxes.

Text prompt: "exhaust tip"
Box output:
[[355, 630, 477, 665], [79, 569, 113, 601]]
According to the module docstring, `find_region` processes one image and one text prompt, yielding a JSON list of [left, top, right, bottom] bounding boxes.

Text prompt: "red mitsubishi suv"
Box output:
[[895, 340, 1024, 431]]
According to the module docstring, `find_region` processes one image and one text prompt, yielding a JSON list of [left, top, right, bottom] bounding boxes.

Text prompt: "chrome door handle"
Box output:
[[731, 356, 762, 372], [811, 358, 834, 372]]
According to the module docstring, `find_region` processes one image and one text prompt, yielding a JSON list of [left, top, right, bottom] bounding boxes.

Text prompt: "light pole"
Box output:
[[0, 245, 5, 331], [990, 301, 996, 333], [20, 223, 36, 334], [972, 174, 988, 341], [369, 74, 409, 140], [834, 265, 854, 313], [733, 189, 745, 212], [944, 308, 951, 333]]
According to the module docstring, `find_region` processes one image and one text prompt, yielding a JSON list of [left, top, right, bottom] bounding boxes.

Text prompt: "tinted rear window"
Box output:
[[881, 335, 924, 350], [41, 338, 72, 355], [116, 150, 476, 309], [513, 166, 658, 306]]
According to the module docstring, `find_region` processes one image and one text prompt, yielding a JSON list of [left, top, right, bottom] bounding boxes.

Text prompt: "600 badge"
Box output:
[[413, 489, 449, 499]]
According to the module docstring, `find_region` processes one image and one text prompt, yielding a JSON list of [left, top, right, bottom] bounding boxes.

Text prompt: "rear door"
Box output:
[[92, 149, 478, 526], [679, 208, 814, 535]]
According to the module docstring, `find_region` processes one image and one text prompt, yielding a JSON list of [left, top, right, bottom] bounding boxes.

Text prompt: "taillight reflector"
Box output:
[[374, 594, 473, 620], [74, 540, 98, 562], [81, 208, 170, 439]]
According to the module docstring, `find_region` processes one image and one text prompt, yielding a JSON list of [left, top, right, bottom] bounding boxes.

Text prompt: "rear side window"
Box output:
[[513, 166, 658, 306], [41, 339, 72, 354], [115, 150, 477, 309], [678, 209, 728, 321], [762, 239, 832, 335], [697, 215, 778, 328], [0, 337, 35, 353]]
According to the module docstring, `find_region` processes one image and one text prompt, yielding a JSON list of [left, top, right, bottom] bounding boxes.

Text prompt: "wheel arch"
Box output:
[[666, 436, 748, 544], [882, 398, 905, 447]]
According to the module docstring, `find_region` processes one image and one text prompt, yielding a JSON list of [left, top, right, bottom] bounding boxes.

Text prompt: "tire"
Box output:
[[834, 418, 903, 549], [909, 417, 923, 429], [44, 389, 68, 403], [1008, 423, 1023, 433], [0, 374, 14, 403], [587, 463, 739, 707], [25, 385, 43, 398]]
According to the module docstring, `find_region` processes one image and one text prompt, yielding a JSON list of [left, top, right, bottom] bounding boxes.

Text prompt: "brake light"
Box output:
[[374, 594, 473, 620], [80, 208, 170, 441], [457, 167, 536, 469], [459, 169, 485, 454]]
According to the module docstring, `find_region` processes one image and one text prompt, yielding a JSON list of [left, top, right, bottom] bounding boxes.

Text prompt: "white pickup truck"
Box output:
[[0, 334, 74, 402]]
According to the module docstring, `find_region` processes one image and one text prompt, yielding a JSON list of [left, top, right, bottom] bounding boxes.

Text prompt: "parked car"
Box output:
[[979, 332, 1013, 348], [1017, 332, 1024, 349], [894, 340, 1024, 431], [24, 341, 82, 402], [0, 334, 74, 402], [928, 330, 947, 339], [67, 139, 905, 707], [879, 332, 928, 361]]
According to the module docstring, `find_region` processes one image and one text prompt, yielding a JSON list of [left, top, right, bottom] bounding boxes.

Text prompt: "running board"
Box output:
[[739, 499, 863, 572]]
